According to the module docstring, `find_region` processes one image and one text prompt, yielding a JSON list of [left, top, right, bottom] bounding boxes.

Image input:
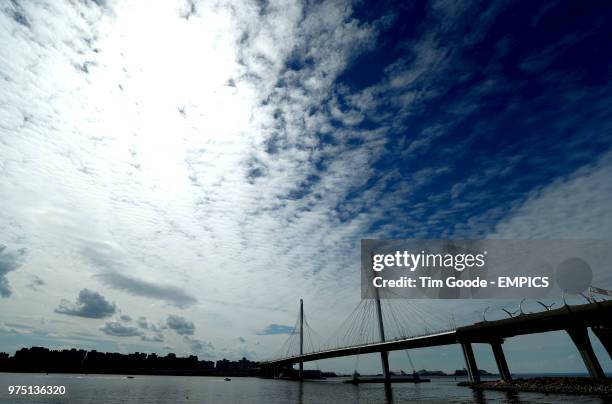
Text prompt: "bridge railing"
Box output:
[[265, 326, 457, 363]]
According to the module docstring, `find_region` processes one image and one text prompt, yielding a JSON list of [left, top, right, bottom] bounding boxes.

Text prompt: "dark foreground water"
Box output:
[[0, 373, 609, 404]]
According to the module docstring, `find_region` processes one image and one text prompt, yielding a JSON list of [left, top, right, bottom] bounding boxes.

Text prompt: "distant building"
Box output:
[[0, 347, 259, 376], [199, 360, 215, 370], [216, 357, 259, 373]]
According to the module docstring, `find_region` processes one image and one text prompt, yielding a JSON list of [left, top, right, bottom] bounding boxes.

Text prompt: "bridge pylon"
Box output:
[[374, 283, 391, 383], [299, 298, 303, 380]]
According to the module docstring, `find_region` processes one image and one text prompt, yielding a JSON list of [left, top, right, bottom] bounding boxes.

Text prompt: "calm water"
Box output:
[[0, 373, 609, 404]]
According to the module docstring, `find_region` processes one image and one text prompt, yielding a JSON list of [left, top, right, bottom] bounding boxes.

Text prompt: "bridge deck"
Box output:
[[264, 300, 612, 366]]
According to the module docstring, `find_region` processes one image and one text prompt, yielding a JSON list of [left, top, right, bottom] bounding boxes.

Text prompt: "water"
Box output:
[[0, 373, 608, 404]]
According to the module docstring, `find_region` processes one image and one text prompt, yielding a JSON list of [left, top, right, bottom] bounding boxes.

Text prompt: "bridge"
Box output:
[[262, 292, 612, 383]]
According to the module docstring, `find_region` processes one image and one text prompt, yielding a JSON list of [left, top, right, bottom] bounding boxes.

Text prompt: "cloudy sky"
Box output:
[[1, 0, 611, 373]]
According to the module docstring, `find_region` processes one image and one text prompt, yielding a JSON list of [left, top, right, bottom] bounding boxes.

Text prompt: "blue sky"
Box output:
[[0, 0, 611, 374]]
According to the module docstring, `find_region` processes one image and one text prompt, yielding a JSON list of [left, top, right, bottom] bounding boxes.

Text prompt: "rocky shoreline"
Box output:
[[460, 377, 612, 397]]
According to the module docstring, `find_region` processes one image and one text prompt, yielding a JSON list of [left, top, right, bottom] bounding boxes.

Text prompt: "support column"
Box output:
[[591, 327, 612, 359], [374, 287, 391, 382], [380, 351, 391, 380], [490, 340, 512, 382], [299, 298, 304, 380], [566, 327, 605, 379], [461, 342, 480, 383]]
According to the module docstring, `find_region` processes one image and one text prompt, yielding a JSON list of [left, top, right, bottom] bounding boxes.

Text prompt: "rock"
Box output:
[[465, 377, 612, 397]]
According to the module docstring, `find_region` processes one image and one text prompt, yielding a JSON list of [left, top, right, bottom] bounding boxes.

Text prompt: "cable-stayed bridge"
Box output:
[[262, 293, 612, 383]]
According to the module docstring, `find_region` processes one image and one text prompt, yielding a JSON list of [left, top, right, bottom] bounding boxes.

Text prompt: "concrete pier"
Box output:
[[490, 340, 512, 382], [592, 326, 612, 359], [566, 327, 605, 379], [461, 341, 480, 383]]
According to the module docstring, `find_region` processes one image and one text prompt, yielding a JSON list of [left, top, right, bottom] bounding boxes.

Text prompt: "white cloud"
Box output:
[[1, 0, 610, 373], [0, 0, 387, 357], [492, 150, 612, 239]]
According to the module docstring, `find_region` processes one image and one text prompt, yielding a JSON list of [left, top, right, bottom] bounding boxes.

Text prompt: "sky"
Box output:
[[0, 0, 611, 374]]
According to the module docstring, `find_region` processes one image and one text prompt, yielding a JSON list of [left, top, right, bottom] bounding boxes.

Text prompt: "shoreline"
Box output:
[[0, 370, 259, 378], [461, 377, 612, 397]]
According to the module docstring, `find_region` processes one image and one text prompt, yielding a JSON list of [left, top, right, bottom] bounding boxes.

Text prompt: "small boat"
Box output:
[[126, 376, 135, 379], [224, 378, 231, 381]]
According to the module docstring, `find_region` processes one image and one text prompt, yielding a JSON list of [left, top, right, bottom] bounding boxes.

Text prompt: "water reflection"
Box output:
[[0, 373, 606, 404], [468, 387, 529, 404], [503, 390, 523, 404], [298, 381, 303, 404], [470, 388, 486, 404], [384, 382, 394, 403]]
